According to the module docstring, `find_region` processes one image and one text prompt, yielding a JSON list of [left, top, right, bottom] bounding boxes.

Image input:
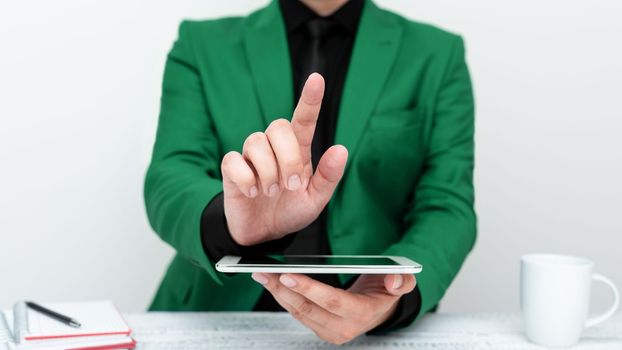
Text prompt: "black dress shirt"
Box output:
[[200, 0, 421, 334]]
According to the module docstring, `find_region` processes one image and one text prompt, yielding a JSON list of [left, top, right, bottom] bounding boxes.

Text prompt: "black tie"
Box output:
[[301, 17, 336, 168], [301, 18, 336, 87]]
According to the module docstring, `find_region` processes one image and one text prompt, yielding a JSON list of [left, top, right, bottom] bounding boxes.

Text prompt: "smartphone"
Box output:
[[215, 255, 422, 274]]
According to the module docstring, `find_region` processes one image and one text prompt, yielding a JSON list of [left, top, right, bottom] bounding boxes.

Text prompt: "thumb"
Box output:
[[384, 274, 416, 296], [308, 144, 348, 206]]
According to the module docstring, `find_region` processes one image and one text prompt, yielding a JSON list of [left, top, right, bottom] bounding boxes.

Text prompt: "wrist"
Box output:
[[202, 193, 297, 259]]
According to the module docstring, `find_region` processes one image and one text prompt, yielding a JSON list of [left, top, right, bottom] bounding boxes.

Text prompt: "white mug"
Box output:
[[520, 254, 620, 347]]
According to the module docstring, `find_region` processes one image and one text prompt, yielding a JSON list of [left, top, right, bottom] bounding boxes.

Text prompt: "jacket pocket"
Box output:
[[368, 106, 424, 131], [355, 106, 427, 209]]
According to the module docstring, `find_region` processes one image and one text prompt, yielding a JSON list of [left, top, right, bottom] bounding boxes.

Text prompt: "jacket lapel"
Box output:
[[243, 1, 294, 127], [335, 1, 403, 170]]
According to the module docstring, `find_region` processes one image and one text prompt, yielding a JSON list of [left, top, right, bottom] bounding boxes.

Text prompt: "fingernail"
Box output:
[[249, 186, 258, 198], [392, 275, 403, 289], [252, 273, 268, 285], [268, 183, 279, 197], [287, 175, 301, 190], [280, 274, 297, 288]]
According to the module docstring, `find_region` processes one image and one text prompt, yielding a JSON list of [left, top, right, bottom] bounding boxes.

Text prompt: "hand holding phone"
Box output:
[[250, 267, 418, 345]]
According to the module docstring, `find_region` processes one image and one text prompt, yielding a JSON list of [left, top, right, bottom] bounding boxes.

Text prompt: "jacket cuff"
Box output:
[[200, 192, 297, 261], [366, 284, 422, 335]]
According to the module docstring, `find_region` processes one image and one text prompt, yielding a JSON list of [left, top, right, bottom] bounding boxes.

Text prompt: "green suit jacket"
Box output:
[[145, 0, 476, 325]]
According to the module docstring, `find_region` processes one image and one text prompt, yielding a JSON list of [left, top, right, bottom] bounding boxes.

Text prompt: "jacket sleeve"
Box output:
[[382, 35, 476, 322], [144, 21, 228, 284]]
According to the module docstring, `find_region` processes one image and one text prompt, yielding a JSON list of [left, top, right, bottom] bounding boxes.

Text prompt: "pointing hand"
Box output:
[[220, 73, 348, 245]]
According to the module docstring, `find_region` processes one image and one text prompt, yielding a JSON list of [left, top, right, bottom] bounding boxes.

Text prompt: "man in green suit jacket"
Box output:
[[144, 0, 475, 344]]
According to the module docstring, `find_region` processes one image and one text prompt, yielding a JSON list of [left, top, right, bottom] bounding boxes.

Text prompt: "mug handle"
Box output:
[[585, 273, 620, 328]]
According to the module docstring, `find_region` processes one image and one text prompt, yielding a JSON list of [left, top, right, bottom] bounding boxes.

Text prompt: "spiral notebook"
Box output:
[[0, 300, 134, 350]]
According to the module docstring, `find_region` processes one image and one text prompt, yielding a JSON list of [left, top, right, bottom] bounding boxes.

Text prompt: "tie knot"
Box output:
[[305, 17, 335, 40]]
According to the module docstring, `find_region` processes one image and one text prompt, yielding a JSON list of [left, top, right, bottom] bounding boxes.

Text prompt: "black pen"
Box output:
[[25, 301, 82, 328]]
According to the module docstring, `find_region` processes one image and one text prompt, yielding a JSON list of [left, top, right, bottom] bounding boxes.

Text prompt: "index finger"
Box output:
[[279, 273, 358, 318], [291, 73, 324, 163]]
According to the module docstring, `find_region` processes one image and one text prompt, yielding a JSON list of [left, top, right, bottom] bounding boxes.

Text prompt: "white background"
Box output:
[[1, 0, 621, 314]]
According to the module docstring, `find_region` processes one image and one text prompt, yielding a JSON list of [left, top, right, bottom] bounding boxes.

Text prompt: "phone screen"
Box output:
[[238, 255, 400, 266]]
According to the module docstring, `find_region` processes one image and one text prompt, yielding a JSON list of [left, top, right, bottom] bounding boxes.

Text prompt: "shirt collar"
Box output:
[[279, 0, 364, 34]]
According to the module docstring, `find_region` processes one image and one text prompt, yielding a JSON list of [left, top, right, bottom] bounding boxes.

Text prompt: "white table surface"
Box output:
[[125, 312, 622, 349]]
